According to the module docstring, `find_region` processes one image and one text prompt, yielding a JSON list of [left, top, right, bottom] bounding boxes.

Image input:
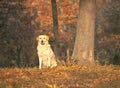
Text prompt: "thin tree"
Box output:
[[51, 0, 60, 58], [71, 0, 96, 65]]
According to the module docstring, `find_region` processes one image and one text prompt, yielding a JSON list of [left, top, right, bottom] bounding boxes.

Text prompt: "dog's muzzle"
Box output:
[[41, 40, 45, 45]]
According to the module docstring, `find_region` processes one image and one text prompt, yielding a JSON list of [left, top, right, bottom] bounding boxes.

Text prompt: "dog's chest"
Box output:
[[37, 45, 52, 56]]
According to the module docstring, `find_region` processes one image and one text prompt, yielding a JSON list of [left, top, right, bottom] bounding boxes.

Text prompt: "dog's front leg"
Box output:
[[48, 57, 51, 67], [39, 58, 42, 69]]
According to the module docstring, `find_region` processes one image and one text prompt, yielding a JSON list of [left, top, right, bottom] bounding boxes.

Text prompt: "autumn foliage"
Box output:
[[0, 0, 120, 87], [0, 64, 120, 88]]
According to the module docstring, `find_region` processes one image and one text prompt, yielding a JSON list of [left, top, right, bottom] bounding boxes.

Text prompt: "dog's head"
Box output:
[[36, 35, 49, 45]]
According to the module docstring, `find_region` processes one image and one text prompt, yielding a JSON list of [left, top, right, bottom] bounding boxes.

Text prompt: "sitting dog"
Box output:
[[36, 35, 57, 69]]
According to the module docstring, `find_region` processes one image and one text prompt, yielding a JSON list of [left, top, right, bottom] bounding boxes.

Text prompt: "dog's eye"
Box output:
[[40, 38, 41, 39], [43, 37, 45, 39]]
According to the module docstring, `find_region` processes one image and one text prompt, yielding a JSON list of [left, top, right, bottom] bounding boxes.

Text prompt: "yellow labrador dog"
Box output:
[[36, 35, 57, 69]]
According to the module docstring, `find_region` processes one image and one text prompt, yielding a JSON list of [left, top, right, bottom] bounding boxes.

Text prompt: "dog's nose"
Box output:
[[41, 40, 45, 45]]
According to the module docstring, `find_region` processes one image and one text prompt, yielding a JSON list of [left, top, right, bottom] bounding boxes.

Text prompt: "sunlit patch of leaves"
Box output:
[[0, 64, 120, 88]]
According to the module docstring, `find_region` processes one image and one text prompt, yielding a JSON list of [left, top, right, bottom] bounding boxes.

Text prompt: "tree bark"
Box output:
[[51, 0, 60, 58], [72, 0, 96, 65]]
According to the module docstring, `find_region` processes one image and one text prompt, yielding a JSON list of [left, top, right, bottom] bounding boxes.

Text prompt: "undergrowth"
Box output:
[[0, 64, 120, 88]]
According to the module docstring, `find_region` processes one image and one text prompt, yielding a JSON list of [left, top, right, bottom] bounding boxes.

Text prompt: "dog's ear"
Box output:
[[46, 35, 49, 41], [36, 36, 39, 41]]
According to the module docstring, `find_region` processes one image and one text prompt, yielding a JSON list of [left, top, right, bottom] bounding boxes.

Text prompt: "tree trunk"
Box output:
[[51, 0, 60, 58], [71, 0, 96, 65], [16, 46, 22, 67]]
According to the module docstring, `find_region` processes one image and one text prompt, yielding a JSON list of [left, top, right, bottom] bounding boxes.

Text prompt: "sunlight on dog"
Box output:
[[36, 35, 57, 69]]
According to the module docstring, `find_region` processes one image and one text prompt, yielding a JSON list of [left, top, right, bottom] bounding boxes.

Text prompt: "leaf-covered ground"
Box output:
[[0, 65, 120, 88]]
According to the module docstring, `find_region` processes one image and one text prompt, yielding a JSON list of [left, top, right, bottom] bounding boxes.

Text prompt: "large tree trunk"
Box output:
[[72, 0, 96, 65], [51, 0, 60, 58]]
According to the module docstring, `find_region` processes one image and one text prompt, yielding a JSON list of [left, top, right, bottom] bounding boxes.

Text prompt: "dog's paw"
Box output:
[[39, 66, 41, 69]]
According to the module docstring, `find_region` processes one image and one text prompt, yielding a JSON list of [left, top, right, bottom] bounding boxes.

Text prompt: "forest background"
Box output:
[[0, 0, 120, 67], [0, 0, 120, 88]]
